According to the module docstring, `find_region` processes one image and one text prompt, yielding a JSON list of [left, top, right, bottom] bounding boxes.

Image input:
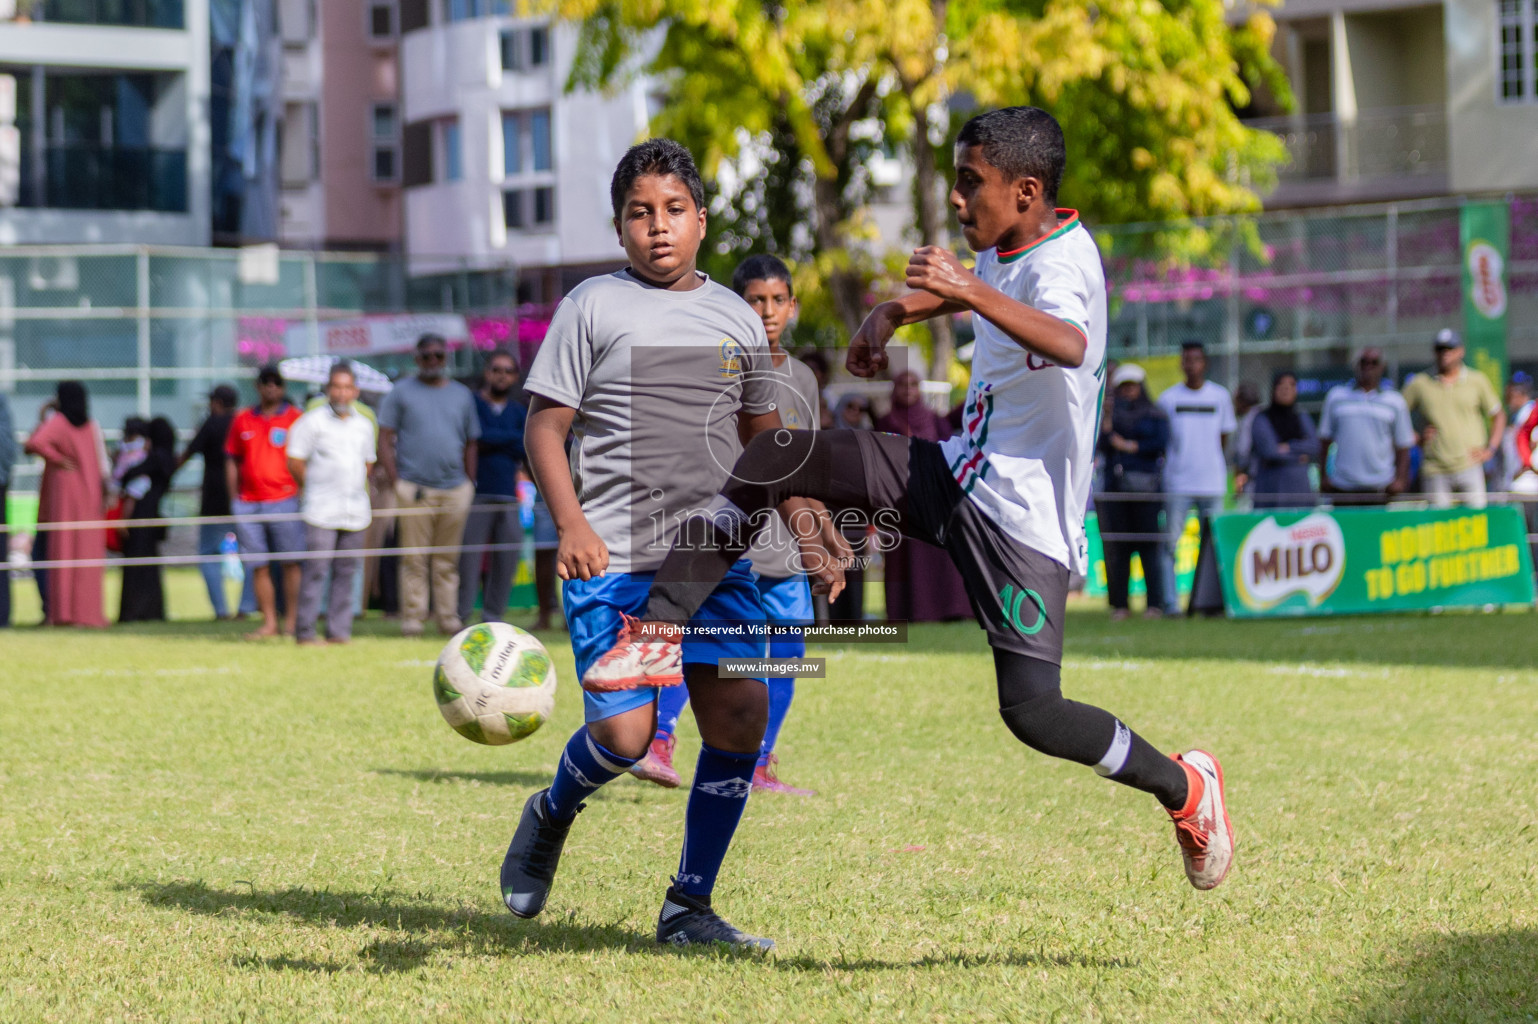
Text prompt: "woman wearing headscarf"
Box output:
[[1097, 364, 1169, 619], [875, 371, 972, 622], [118, 417, 178, 622], [1250, 371, 1320, 509], [24, 381, 108, 627]]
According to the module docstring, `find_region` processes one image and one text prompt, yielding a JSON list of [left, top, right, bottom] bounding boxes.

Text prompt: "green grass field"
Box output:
[[2, 572, 1535, 1022]]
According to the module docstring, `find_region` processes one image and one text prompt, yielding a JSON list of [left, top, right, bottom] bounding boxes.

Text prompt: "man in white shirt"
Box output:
[[1156, 341, 1233, 614], [288, 363, 377, 645]]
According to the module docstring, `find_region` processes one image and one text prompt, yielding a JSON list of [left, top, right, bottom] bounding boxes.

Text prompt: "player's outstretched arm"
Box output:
[[848, 290, 965, 378], [526, 395, 608, 581], [905, 246, 1087, 368]]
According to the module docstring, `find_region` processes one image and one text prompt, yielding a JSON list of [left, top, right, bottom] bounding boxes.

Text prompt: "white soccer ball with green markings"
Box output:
[[433, 622, 557, 745]]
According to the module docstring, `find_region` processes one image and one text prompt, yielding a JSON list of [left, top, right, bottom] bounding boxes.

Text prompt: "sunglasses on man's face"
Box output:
[[418, 351, 446, 362], [487, 365, 516, 374], [1360, 357, 1382, 366]]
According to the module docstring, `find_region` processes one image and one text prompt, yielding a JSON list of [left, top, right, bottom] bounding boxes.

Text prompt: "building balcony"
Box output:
[[1246, 105, 1448, 207], [22, 0, 184, 28], [18, 143, 188, 212]]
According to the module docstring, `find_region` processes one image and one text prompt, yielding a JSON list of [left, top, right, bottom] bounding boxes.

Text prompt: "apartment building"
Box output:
[[1248, 0, 1538, 206], [0, 0, 211, 245], [276, 0, 403, 249], [398, 1, 651, 300]]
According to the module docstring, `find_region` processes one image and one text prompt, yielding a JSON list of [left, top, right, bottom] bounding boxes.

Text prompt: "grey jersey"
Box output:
[[524, 270, 776, 573], [748, 354, 821, 579]]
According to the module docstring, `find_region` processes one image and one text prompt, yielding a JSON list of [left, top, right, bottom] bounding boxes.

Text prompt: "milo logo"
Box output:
[[1235, 513, 1345, 610]]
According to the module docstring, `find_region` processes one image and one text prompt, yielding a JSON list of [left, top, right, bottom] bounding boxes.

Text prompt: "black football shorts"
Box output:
[[852, 431, 1069, 664]]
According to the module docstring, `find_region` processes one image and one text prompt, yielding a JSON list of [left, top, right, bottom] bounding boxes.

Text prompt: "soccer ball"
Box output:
[[433, 622, 557, 745]]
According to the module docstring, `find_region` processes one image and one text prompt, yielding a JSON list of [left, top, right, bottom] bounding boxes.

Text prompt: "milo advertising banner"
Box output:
[[1460, 201, 1510, 392], [1211, 507, 1534, 618]]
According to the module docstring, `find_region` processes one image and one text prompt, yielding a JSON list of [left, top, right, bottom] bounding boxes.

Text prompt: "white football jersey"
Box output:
[[938, 211, 1108, 575]]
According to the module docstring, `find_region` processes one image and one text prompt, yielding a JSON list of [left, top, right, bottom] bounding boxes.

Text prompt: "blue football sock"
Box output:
[[757, 678, 795, 766], [674, 744, 758, 897], [544, 726, 638, 822], [655, 684, 690, 741]]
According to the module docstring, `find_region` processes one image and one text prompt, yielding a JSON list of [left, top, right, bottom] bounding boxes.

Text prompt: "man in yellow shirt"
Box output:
[[1403, 328, 1506, 509]]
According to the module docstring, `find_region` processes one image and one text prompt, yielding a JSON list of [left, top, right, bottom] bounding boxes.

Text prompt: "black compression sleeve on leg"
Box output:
[[994, 650, 1188, 809], [646, 431, 843, 623]]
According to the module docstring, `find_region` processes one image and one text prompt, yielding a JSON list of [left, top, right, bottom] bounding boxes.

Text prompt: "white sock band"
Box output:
[[1094, 720, 1132, 778]]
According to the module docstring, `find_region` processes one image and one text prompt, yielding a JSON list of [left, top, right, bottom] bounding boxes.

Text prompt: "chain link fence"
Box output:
[[1098, 194, 1538, 396]]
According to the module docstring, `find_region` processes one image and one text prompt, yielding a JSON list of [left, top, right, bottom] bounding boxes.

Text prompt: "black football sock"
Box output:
[[994, 650, 1188, 810]]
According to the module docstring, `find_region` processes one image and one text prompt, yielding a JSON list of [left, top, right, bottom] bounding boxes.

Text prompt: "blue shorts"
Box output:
[[232, 497, 306, 568], [756, 573, 812, 660], [565, 560, 767, 723]]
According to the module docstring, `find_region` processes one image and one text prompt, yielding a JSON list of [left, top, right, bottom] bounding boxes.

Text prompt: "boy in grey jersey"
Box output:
[[498, 140, 842, 951]]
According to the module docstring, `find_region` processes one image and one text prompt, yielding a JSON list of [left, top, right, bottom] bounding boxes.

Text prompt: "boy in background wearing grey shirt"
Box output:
[[498, 139, 839, 950]]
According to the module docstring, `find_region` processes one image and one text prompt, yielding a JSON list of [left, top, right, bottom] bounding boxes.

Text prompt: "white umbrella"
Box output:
[[278, 355, 393, 393]]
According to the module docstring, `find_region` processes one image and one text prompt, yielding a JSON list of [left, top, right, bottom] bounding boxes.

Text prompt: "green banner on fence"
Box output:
[[1210, 506, 1534, 618], [1460, 201, 1510, 393]]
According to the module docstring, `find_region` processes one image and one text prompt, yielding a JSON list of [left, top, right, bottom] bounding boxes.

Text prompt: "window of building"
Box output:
[[1498, 0, 1537, 102], [529, 25, 549, 66], [371, 103, 399, 183], [500, 108, 552, 178], [368, 1, 396, 39], [504, 186, 555, 230], [530, 109, 551, 171], [500, 29, 523, 71], [442, 118, 462, 181], [442, 0, 511, 22], [501, 111, 522, 175]]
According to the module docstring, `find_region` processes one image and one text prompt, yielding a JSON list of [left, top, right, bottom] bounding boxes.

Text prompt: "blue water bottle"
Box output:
[[220, 531, 245, 583]]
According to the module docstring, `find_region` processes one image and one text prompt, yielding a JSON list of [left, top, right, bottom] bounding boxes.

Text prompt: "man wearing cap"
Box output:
[[179, 384, 240, 618], [1318, 347, 1414, 505], [226, 365, 306, 638], [1403, 329, 1505, 509]]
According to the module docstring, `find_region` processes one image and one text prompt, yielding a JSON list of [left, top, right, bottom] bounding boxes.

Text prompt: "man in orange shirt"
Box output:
[[225, 366, 305, 639]]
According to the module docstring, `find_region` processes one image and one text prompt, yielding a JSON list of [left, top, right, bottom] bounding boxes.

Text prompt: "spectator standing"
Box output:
[[24, 381, 107, 627], [288, 363, 377, 645], [1509, 385, 1538, 568], [1230, 382, 1261, 496], [1097, 364, 1169, 619], [1156, 341, 1234, 614], [178, 384, 238, 619], [378, 334, 480, 637], [458, 350, 527, 625], [1318, 348, 1413, 505], [876, 370, 972, 622], [118, 417, 177, 622], [1403, 328, 1506, 509], [1250, 372, 1320, 509], [1497, 372, 1534, 494], [0, 390, 14, 627], [226, 365, 305, 639]]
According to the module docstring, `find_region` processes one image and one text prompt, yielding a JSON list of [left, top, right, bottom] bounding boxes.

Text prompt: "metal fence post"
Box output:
[[304, 251, 320, 356], [1385, 204, 1399, 350], [1225, 216, 1241, 391], [136, 246, 151, 417]]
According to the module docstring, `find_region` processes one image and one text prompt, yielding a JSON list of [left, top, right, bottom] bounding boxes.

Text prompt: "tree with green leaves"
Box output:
[[562, 0, 1289, 375]]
